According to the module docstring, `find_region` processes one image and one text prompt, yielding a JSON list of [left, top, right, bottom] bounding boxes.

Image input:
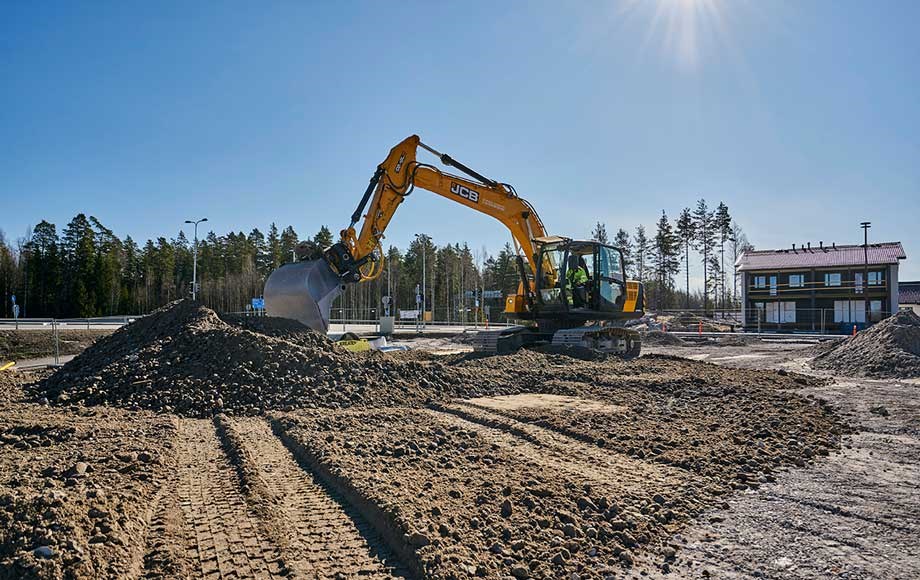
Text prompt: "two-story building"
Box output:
[[736, 241, 907, 332]]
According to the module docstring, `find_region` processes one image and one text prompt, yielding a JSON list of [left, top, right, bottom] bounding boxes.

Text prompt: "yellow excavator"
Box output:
[[264, 135, 644, 355]]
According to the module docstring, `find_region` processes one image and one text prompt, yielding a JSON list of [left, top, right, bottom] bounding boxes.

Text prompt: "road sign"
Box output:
[[251, 297, 265, 310], [10, 295, 15, 305], [381, 296, 391, 305], [12, 305, 19, 319]]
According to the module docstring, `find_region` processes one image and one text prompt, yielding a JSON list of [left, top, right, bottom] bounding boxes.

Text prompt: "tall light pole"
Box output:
[[861, 221, 871, 324], [415, 233, 427, 326], [184, 217, 208, 300]]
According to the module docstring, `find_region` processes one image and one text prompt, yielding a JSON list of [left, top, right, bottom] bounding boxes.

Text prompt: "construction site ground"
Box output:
[[0, 313, 917, 579], [639, 339, 919, 579]]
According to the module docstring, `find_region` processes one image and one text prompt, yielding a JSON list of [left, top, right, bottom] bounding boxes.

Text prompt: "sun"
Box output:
[[618, 0, 730, 71]]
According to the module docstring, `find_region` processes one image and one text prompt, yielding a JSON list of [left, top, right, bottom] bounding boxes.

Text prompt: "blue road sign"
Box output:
[[251, 297, 265, 310]]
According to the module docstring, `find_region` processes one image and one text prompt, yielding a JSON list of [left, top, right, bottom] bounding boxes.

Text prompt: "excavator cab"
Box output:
[[531, 238, 631, 321]]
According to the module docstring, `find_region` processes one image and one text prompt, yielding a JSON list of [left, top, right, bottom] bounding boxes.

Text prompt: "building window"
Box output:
[[854, 272, 863, 294], [834, 300, 865, 323], [869, 271, 884, 286], [753, 275, 766, 289], [769, 276, 778, 296], [789, 274, 805, 288], [825, 273, 842, 287], [766, 302, 796, 323], [870, 300, 883, 322]]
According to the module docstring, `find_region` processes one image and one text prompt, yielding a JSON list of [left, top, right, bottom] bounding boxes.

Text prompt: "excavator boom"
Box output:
[[264, 134, 643, 349], [265, 135, 548, 330]]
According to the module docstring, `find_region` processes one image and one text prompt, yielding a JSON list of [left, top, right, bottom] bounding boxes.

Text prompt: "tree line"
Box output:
[[0, 214, 505, 322], [592, 198, 752, 313], [0, 201, 751, 321]]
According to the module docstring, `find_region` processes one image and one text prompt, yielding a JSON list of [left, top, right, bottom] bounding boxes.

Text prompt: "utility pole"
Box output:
[[861, 221, 871, 325], [184, 217, 208, 301]]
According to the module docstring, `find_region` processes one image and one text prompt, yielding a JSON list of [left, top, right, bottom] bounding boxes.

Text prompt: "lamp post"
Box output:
[[415, 233, 427, 327], [860, 221, 871, 325], [184, 217, 208, 300]]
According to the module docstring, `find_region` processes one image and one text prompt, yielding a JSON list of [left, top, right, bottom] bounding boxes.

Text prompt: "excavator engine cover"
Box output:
[[264, 259, 344, 333]]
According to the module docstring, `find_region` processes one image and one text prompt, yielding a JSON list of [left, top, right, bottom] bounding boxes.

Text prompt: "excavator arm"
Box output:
[[328, 135, 547, 287]]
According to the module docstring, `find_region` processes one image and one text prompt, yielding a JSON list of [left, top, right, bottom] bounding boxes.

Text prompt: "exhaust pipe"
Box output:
[[263, 259, 344, 333]]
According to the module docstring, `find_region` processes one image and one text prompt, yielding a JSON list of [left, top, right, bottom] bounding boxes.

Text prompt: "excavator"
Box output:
[[264, 135, 644, 355]]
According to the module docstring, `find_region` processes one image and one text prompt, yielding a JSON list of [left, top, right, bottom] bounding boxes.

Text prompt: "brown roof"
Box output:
[[901, 281, 920, 305], [736, 242, 906, 271]]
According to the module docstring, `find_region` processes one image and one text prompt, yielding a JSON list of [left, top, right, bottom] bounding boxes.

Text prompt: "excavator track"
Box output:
[[551, 325, 641, 358]]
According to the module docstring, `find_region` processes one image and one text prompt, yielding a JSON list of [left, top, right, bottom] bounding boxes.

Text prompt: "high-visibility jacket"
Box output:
[[567, 266, 588, 286]]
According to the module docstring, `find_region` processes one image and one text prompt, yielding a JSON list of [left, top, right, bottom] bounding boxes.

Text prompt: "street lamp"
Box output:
[[184, 217, 208, 300], [861, 221, 871, 324], [415, 233, 427, 326]]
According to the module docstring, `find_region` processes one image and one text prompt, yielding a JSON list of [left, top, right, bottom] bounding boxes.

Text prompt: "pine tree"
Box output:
[[613, 228, 633, 278], [676, 208, 695, 310], [692, 199, 716, 314], [267, 223, 282, 270], [279, 226, 298, 263], [652, 211, 681, 309], [313, 226, 334, 249], [633, 225, 651, 283], [61, 214, 97, 316], [590, 222, 609, 244]]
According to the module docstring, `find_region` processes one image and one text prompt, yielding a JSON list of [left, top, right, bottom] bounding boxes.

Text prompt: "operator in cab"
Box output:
[[566, 254, 590, 307]]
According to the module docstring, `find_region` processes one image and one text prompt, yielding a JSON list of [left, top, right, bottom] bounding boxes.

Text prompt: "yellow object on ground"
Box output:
[[337, 339, 371, 352], [0, 361, 15, 371]]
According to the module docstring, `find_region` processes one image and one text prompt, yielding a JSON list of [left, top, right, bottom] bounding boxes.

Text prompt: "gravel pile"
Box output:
[[34, 301, 470, 417], [811, 309, 920, 378], [641, 330, 686, 346]]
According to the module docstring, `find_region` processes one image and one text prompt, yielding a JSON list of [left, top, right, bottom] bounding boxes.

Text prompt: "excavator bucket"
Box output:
[[263, 259, 344, 334]]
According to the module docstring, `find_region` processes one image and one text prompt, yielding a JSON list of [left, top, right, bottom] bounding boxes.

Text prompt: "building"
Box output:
[[900, 281, 920, 316], [736, 241, 907, 333]]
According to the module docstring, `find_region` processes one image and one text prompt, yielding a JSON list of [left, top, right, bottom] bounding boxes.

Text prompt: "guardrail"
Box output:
[[0, 316, 140, 330]]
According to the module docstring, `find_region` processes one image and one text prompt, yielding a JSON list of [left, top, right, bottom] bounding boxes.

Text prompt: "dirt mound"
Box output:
[[1, 330, 112, 361], [34, 301, 467, 417], [218, 313, 335, 350], [715, 334, 764, 347], [641, 330, 687, 346], [811, 310, 920, 378]]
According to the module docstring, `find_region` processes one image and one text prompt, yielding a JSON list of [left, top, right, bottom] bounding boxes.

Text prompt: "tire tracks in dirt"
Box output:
[[218, 416, 408, 579], [427, 401, 697, 500], [144, 418, 288, 579]]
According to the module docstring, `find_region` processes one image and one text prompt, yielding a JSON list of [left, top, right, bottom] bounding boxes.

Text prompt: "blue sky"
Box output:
[[2, 1, 918, 281]]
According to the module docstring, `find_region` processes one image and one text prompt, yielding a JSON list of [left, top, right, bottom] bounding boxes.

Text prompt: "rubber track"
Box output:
[[176, 419, 286, 579], [227, 417, 406, 578]]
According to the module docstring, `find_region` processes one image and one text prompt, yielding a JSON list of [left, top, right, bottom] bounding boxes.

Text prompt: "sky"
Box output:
[[2, 0, 919, 282]]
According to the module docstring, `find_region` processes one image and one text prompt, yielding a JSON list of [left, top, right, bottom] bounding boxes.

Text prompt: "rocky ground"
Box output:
[[1, 301, 915, 578]]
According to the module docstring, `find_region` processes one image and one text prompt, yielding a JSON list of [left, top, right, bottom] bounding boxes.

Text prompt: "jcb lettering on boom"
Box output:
[[450, 182, 480, 203]]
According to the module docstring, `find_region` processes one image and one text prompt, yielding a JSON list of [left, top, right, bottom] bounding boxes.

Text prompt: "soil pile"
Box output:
[[811, 309, 920, 378], [641, 330, 686, 346], [1, 330, 112, 361], [34, 301, 467, 417]]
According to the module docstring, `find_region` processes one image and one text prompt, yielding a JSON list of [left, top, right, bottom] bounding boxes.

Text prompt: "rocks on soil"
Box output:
[[641, 330, 686, 346], [811, 310, 920, 378]]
